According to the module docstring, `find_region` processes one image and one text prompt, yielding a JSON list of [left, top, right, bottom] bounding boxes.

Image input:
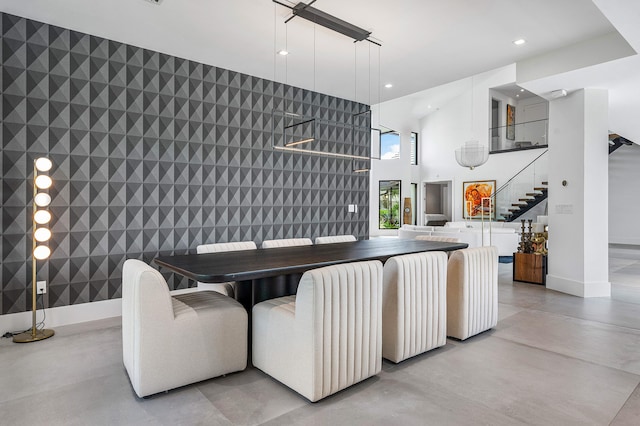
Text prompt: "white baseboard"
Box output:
[[610, 238, 640, 246], [0, 298, 122, 333], [546, 275, 611, 298], [0, 287, 199, 334]]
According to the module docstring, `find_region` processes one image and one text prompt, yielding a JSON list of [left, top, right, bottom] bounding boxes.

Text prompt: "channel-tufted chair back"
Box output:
[[314, 235, 357, 244], [382, 251, 448, 363], [196, 241, 257, 297], [261, 238, 313, 248], [252, 260, 383, 402], [446, 246, 499, 340]]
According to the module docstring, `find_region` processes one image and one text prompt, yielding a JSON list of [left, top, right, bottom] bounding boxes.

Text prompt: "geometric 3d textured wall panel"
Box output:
[[0, 13, 370, 315]]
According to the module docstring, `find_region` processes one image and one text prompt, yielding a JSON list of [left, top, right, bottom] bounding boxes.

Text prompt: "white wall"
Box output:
[[609, 142, 640, 244], [419, 66, 546, 222], [516, 31, 635, 83], [369, 64, 555, 231], [516, 98, 549, 146], [369, 103, 421, 236], [547, 88, 610, 297]]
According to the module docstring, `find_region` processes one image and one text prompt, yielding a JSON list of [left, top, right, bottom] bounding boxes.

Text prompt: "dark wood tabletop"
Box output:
[[155, 238, 467, 283]]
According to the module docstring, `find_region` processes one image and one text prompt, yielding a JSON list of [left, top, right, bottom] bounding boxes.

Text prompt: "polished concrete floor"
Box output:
[[1, 257, 640, 425], [610, 244, 640, 305]]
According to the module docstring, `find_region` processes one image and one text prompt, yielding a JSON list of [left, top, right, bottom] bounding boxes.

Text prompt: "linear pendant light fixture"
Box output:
[[285, 138, 314, 147], [274, 145, 370, 160], [273, 1, 377, 44], [290, 2, 371, 42], [272, 0, 381, 165], [284, 117, 315, 147]]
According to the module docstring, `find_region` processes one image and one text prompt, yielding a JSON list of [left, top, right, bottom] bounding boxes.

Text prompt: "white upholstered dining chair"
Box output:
[[122, 259, 247, 398], [314, 235, 357, 244], [261, 238, 313, 248], [382, 251, 448, 363], [252, 260, 383, 402], [446, 246, 498, 340], [196, 241, 257, 297]]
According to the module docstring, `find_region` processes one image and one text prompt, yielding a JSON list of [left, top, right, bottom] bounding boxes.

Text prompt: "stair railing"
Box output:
[[492, 149, 548, 221]]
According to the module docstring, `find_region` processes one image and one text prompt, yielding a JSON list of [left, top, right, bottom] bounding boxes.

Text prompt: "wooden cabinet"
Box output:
[[513, 252, 547, 285]]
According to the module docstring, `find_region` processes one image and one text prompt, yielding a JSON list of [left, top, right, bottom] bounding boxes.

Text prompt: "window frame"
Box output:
[[379, 180, 401, 230], [410, 132, 418, 165], [380, 131, 400, 160]]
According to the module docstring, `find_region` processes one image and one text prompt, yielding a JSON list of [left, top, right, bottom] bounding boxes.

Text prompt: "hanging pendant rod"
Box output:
[[283, 117, 315, 130]]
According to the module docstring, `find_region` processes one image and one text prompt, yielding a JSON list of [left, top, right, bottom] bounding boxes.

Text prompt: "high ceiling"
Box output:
[[2, 0, 639, 141], [0, 0, 621, 104]]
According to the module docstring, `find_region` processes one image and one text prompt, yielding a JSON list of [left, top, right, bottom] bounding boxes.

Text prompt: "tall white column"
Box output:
[[547, 88, 610, 297]]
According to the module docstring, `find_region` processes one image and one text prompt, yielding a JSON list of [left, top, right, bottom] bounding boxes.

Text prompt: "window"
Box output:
[[380, 131, 400, 160], [379, 180, 401, 229], [410, 132, 418, 165], [410, 182, 418, 225]]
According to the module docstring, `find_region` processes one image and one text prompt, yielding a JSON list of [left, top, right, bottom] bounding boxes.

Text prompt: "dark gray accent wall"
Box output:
[[0, 13, 370, 315]]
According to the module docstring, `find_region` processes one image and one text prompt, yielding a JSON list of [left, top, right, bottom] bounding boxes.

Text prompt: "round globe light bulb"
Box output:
[[34, 192, 52, 207], [33, 245, 51, 260], [35, 157, 53, 172], [34, 210, 52, 224], [34, 227, 52, 242], [35, 175, 53, 189]]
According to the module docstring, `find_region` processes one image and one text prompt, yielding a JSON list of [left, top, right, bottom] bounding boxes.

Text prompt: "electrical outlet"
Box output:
[[36, 280, 47, 295]]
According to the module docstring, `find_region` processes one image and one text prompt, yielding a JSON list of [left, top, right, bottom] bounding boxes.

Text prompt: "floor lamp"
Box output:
[[13, 157, 55, 343]]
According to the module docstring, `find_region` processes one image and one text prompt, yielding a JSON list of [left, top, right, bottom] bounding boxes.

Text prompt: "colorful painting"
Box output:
[[506, 104, 515, 140], [463, 180, 496, 219]]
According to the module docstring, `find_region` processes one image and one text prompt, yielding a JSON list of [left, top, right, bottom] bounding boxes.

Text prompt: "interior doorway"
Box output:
[[491, 98, 502, 151], [424, 180, 452, 225]]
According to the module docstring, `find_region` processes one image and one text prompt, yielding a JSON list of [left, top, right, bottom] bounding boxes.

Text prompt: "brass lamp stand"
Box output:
[[13, 158, 55, 343]]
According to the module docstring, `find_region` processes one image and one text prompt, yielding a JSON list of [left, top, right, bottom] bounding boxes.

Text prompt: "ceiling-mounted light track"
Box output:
[[273, 0, 379, 45]]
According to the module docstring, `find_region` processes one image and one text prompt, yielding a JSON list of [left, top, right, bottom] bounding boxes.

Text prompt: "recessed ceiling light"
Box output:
[[516, 94, 520, 97], [513, 39, 526, 46], [384, 83, 393, 88], [277, 50, 289, 56], [520, 89, 525, 92]]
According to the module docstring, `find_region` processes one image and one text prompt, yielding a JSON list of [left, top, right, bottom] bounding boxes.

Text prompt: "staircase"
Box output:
[[503, 181, 547, 222], [496, 133, 635, 222], [609, 133, 633, 154], [494, 150, 548, 222]]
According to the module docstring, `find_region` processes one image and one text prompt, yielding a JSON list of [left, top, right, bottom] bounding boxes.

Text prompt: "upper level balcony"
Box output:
[[490, 119, 548, 154]]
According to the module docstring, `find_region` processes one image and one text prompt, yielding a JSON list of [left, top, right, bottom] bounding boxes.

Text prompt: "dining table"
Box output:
[[155, 238, 467, 312]]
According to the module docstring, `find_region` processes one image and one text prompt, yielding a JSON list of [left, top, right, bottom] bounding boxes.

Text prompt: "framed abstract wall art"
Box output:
[[506, 104, 515, 140], [463, 180, 496, 219]]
